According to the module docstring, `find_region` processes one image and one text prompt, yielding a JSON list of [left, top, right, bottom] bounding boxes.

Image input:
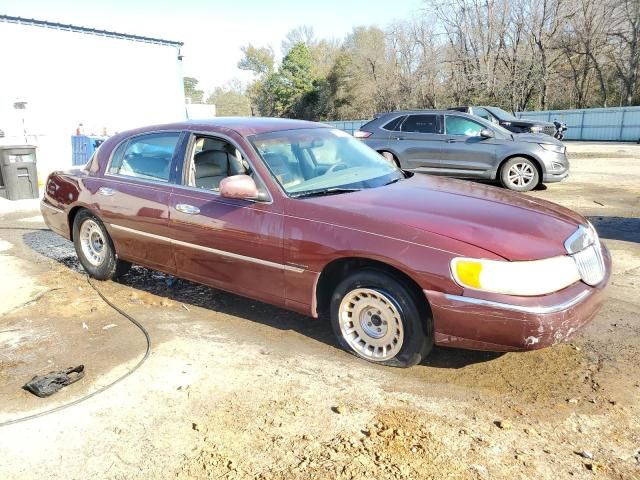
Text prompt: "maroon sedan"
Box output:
[[41, 118, 610, 367]]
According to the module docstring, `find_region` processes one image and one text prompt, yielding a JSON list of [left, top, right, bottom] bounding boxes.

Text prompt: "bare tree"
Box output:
[[559, 0, 612, 107], [282, 26, 317, 55], [609, 0, 640, 105], [525, 0, 567, 109]]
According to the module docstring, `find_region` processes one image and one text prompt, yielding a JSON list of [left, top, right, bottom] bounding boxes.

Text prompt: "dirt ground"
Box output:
[[0, 141, 638, 480]]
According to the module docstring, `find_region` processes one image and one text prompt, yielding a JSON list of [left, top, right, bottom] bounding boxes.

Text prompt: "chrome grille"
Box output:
[[571, 241, 605, 286]]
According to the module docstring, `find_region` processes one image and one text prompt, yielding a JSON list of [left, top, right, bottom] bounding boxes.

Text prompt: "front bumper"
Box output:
[[541, 151, 569, 183], [543, 169, 569, 183], [424, 245, 611, 352]]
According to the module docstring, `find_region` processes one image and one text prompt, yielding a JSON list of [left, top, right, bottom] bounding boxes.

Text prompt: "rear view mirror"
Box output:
[[480, 128, 495, 139], [219, 174, 259, 200]]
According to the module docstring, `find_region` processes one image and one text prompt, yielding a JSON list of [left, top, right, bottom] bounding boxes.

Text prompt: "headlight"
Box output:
[[450, 256, 581, 296], [539, 143, 566, 154]]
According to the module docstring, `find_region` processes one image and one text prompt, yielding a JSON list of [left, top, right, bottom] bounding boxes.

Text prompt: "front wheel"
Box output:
[[500, 157, 540, 192], [380, 151, 398, 166], [330, 270, 433, 367], [73, 209, 131, 280]]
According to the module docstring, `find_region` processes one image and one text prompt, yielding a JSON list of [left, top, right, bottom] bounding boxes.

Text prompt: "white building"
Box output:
[[186, 103, 216, 120], [0, 15, 186, 179]]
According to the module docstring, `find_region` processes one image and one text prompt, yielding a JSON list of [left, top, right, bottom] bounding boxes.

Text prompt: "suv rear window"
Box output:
[[382, 116, 406, 131], [401, 114, 441, 134]]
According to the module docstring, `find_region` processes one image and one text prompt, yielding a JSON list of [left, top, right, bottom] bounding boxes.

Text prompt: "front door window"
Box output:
[[445, 116, 484, 137]]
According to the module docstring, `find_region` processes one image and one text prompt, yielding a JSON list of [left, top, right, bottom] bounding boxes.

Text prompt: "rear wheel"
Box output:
[[73, 210, 131, 280], [500, 157, 540, 192], [330, 269, 433, 367]]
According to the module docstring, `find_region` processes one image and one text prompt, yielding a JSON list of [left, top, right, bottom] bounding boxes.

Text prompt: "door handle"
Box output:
[[175, 203, 200, 215], [394, 137, 406, 141], [446, 139, 457, 143], [98, 187, 116, 196]]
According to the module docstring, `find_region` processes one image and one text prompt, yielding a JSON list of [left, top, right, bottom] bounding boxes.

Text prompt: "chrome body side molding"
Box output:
[[109, 223, 305, 273]]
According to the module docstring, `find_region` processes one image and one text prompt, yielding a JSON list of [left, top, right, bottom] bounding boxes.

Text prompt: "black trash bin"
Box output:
[[0, 146, 39, 200]]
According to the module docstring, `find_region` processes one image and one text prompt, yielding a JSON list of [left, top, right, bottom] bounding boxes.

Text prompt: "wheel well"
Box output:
[[315, 257, 429, 319], [377, 150, 401, 168], [498, 154, 543, 180], [67, 206, 87, 240]]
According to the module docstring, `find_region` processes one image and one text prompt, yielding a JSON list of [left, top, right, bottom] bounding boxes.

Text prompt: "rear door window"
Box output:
[[445, 116, 484, 136], [382, 116, 406, 131], [108, 132, 180, 182], [401, 115, 442, 134]]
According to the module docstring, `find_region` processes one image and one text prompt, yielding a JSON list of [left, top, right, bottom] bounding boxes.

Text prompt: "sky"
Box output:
[[2, 0, 423, 95]]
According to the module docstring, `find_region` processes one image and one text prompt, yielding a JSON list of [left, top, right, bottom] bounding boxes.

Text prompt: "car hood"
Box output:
[[513, 132, 563, 146], [295, 174, 585, 261]]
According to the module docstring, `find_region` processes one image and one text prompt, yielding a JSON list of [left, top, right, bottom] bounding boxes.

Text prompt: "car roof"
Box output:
[[118, 117, 328, 138], [375, 109, 481, 118]]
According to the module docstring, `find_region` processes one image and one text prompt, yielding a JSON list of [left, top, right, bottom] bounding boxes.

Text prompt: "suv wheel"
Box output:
[[500, 157, 540, 192]]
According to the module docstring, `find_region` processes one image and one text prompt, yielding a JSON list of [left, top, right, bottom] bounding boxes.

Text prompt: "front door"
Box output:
[[168, 133, 286, 305], [440, 115, 497, 177]]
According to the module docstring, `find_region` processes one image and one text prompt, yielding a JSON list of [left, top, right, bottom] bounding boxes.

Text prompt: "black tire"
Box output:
[[72, 209, 131, 280], [380, 151, 399, 167], [500, 157, 540, 192], [329, 269, 433, 367]]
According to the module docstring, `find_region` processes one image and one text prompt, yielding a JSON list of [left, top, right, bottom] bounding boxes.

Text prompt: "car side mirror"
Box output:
[[480, 128, 495, 139], [219, 174, 259, 200]]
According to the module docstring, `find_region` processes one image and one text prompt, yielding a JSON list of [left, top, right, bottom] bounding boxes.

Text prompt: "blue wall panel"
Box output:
[[518, 106, 640, 141]]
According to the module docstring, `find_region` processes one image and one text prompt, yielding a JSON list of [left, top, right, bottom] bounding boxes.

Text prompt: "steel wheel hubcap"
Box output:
[[339, 288, 404, 361], [80, 219, 106, 266], [508, 162, 534, 186]]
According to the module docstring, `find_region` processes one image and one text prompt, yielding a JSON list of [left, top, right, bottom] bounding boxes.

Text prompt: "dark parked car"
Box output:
[[41, 118, 609, 367], [450, 106, 559, 137], [355, 110, 568, 191]]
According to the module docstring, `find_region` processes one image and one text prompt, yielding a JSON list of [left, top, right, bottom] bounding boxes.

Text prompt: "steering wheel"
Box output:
[[325, 162, 350, 174]]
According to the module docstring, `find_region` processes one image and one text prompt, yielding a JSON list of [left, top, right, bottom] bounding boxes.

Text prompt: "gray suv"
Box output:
[[355, 110, 569, 191]]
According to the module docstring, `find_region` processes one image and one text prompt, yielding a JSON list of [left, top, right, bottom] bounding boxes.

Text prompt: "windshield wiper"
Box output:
[[290, 187, 362, 199]]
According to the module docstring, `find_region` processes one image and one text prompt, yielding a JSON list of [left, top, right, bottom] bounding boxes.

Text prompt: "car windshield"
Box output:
[[488, 107, 517, 121], [250, 128, 404, 197]]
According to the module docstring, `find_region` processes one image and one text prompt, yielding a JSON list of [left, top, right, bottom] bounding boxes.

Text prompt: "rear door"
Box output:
[[93, 131, 185, 273], [440, 114, 497, 177], [389, 114, 446, 171]]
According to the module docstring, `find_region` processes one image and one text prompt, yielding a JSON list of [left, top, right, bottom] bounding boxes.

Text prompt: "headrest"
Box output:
[[194, 150, 228, 178], [262, 152, 288, 168], [202, 138, 227, 151]]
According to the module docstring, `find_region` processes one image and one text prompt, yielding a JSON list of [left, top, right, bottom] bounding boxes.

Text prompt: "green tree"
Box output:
[[240, 41, 316, 118], [206, 80, 252, 116], [238, 44, 275, 76], [183, 76, 204, 103], [278, 42, 315, 116]]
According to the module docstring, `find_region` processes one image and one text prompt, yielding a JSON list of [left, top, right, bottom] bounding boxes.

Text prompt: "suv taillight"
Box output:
[[353, 130, 372, 139]]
